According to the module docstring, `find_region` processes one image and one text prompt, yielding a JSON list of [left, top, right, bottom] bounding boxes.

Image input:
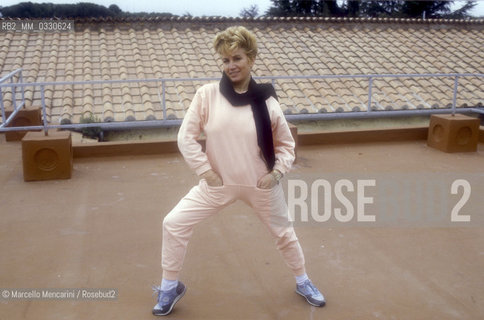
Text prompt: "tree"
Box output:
[[358, 0, 476, 19], [265, 0, 297, 16], [401, 1, 453, 18], [265, 0, 477, 18], [346, 0, 360, 17], [358, 0, 404, 18], [108, 4, 122, 15], [320, 0, 342, 17], [0, 2, 180, 18], [240, 4, 259, 18], [265, 0, 342, 17], [0, 2, 119, 18], [446, 1, 477, 19]]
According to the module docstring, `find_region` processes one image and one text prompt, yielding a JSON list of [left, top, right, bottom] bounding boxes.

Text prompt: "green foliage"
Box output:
[[265, 0, 342, 17], [265, 0, 477, 19], [240, 5, 259, 18], [1, 2, 120, 18], [80, 113, 101, 140], [108, 4, 122, 15], [0, 1, 175, 18], [445, 1, 478, 19], [2, 0, 476, 19]]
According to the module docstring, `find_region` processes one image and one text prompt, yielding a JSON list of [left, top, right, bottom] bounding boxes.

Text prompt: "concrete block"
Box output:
[[5, 108, 42, 141], [21, 131, 72, 181], [427, 114, 479, 153]]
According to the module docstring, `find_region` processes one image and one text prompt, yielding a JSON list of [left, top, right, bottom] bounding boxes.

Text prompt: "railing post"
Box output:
[[10, 76, 17, 112], [40, 85, 48, 136], [20, 70, 25, 103], [452, 76, 459, 116], [162, 80, 166, 121], [367, 76, 373, 112], [0, 87, 5, 127]]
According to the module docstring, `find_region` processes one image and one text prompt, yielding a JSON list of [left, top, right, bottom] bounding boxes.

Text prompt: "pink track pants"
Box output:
[[162, 179, 306, 280]]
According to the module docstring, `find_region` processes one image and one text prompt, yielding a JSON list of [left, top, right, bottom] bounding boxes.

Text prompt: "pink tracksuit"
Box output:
[[161, 82, 306, 280]]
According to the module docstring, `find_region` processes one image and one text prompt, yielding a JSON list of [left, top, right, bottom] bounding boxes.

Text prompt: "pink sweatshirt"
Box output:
[[177, 82, 295, 187]]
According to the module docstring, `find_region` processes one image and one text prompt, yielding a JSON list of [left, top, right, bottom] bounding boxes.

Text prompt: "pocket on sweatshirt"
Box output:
[[200, 179, 226, 204], [255, 185, 274, 192], [201, 178, 224, 190]]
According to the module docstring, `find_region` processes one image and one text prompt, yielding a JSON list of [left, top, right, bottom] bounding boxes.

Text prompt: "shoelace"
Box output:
[[301, 281, 320, 296], [152, 285, 175, 305], [152, 285, 162, 297], [308, 282, 325, 300], [308, 282, 320, 295]]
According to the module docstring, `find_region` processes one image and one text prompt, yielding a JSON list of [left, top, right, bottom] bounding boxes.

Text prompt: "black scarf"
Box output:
[[219, 72, 277, 171]]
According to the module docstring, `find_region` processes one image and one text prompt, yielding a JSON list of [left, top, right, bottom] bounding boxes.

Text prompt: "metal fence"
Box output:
[[0, 69, 483, 135], [0, 68, 26, 129]]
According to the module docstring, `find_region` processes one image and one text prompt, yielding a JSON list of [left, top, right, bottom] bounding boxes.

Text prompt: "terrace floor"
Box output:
[[1, 133, 483, 320]]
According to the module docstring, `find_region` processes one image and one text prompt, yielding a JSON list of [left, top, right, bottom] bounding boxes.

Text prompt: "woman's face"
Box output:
[[221, 47, 254, 87]]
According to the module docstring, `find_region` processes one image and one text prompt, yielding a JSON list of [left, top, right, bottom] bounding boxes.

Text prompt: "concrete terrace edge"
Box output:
[[71, 125, 484, 158], [297, 126, 428, 145], [73, 138, 179, 158]]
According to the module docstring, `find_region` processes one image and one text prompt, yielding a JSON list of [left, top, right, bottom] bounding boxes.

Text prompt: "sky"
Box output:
[[0, 0, 483, 17]]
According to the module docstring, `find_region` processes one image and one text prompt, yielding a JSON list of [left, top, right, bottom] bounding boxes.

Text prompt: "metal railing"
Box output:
[[0, 70, 483, 135], [0, 68, 26, 128]]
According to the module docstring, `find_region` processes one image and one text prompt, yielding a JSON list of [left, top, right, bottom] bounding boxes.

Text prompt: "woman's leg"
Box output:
[[246, 184, 306, 276], [246, 184, 325, 307], [162, 180, 235, 280]]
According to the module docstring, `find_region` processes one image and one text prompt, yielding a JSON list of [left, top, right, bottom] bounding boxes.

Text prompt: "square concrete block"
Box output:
[[5, 108, 42, 141], [427, 114, 479, 153], [21, 131, 73, 181]]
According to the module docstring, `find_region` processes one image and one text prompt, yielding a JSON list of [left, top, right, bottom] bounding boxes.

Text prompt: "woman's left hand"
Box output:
[[257, 173, 277, 190]]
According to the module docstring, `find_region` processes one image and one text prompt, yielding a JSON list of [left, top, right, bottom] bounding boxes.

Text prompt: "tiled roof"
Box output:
[[0, 16, 483, 124]]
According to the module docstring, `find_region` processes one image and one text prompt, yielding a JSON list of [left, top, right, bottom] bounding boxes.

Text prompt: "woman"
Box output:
[[152, 26, 325, 316]]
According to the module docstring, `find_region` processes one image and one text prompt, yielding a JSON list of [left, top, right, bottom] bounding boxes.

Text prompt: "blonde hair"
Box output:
[[213, 26, 258, 61]]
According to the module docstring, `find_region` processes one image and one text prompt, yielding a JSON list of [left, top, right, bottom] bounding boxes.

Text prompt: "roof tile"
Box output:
[[0, 18, 482, 123]]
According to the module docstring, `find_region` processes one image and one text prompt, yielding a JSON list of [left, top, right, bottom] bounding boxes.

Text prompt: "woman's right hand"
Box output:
[[200, 169, 223, 187]]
